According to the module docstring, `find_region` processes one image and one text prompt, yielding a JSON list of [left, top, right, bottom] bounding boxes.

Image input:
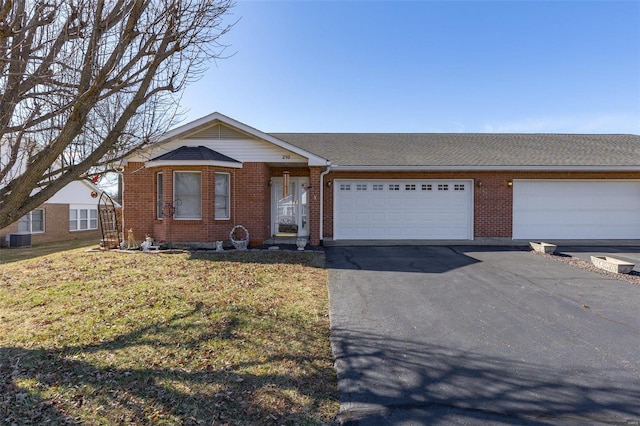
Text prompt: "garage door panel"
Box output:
[[513, 180, 640, 240], [334, 179, 472, 240]]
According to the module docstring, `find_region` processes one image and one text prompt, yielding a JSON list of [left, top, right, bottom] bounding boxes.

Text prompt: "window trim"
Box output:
[[173, 171, 202, 220], [69, 207, 98, 232], [214, 172, 231, 220], [156, 172, 163, 220]]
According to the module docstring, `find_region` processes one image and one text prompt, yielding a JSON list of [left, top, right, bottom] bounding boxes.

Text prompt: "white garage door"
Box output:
[[334, 180, 473, 240], [513, 180, 640, 239]]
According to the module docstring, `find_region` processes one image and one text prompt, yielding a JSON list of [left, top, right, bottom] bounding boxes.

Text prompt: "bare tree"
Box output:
[[0, 0, 235, 229]]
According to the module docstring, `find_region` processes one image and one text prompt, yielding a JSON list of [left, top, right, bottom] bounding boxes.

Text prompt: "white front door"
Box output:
[[271, 177, 310, 237]]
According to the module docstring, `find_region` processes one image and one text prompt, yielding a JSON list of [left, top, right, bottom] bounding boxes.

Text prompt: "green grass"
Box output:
[[0, 247, 338, 425]]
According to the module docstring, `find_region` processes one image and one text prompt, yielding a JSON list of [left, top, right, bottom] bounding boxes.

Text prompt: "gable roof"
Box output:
[[127, 112, 328, 167], [270, 133, 640, 171], [145, 145, 243, 169], [151, 146, 240, 163]]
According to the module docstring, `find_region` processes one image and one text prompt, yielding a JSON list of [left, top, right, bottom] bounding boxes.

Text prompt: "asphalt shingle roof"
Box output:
[[269, 133, 640, 167], [152, 146, 240, 163]]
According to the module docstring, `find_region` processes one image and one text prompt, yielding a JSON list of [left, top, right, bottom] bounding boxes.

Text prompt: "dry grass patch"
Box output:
[[0, 238, 97, 265], [0, 248, 338, 425]]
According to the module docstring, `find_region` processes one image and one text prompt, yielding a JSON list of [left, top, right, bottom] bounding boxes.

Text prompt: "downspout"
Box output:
[[119, 167, 125, 247], [319, 163, 332, 244]]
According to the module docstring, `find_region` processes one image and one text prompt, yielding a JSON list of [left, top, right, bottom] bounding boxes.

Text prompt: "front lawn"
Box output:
[[0, 248, 338, 425]]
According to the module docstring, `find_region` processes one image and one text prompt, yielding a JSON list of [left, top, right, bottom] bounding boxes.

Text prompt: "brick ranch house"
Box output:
[[0, 179, 106, 247], [121, 112, 640, 248]]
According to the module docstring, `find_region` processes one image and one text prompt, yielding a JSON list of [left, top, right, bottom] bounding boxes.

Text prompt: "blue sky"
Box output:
[[180, 0, 640, 134]]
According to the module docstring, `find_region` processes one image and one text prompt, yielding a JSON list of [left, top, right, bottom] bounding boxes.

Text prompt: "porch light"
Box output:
[[327, 180, 332, 187], [507, 180, 513, 187]]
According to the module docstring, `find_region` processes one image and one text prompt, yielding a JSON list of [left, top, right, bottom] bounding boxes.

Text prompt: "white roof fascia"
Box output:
[[141, 112, 329, 167], [329, 165, 640, 172], [145, 160, 243, 169]]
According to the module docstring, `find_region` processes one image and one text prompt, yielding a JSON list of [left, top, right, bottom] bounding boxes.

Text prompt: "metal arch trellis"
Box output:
[[162, 200, 180, 250], [98, 191, 120, 249]]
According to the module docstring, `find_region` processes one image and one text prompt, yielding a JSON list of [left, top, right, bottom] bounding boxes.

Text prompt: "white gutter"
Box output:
[[329, 165, 640, 172], [319, 164, 332, 243]]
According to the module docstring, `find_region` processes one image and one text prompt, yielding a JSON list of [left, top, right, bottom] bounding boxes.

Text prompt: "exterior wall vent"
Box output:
[[191, 124, 250, 140]]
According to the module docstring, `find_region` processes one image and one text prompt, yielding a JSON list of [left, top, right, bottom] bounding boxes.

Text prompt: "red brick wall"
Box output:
[[307, 167, 322, 246], [0, 221, 19, 247], [123, 164, 640, 245], [123, 162, 271, 246], [322, 170, 640, 239]]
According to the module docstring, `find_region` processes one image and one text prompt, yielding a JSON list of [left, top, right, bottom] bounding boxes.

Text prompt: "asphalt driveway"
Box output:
[[326, 246, 640, 425]]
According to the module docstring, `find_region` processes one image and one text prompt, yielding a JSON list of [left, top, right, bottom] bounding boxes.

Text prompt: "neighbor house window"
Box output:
[[18, 209, 45, 233], [215, 172, 230, 220], [156, 172, 163, 219], [69, 207, 98, 231], [174, 171, 201, 219]]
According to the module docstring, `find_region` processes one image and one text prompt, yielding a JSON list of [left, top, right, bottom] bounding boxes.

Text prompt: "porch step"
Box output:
[[264, 236, 300, 245], [274, 233, 297, 237]]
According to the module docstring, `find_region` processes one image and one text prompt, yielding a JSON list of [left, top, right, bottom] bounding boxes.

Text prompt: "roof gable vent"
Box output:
[[191, 123, 251, 140]]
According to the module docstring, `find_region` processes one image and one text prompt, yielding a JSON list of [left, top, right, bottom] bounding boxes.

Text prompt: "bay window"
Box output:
[[215, 172, 230, 220], [174, 171, 202, 219], [156, 172, 163, 219]]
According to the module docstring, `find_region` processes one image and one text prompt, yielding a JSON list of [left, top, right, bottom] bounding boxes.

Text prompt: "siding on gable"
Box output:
[[128, 139, 306, 164], [48, 180, 100, 205]]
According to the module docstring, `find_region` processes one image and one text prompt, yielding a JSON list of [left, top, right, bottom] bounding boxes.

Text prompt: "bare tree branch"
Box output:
[[0, 0, 235, 228]]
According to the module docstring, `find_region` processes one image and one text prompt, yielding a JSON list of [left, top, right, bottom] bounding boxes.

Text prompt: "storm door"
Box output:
[[271, 177, 309, 237]]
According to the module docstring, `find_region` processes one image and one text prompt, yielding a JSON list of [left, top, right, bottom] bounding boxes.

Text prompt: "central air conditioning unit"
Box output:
[[8, 233, 32, 248]]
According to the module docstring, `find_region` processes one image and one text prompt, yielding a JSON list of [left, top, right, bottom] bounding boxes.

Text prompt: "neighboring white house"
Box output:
[[0, 178, 108, 247]]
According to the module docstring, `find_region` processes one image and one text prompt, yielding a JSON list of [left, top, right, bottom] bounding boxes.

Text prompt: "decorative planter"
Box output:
[[230, 225, 249, 251], [529, 242, 557, 254], [590, 256, 635, 274], [296, 236, 308, 251], [232, 240, 248, 251]]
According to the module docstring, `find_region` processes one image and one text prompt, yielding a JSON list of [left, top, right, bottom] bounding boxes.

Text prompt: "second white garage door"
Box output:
[[334, 179, 473, 240], [513, 180, 640, 239]]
